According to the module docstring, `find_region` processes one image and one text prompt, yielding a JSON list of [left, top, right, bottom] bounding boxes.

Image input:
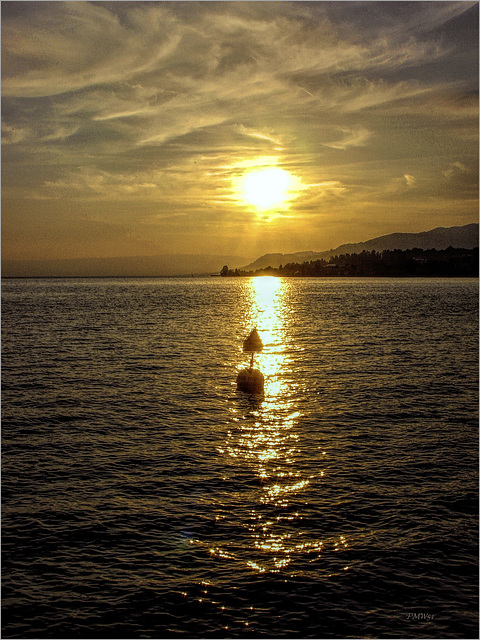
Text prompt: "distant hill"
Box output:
[[240, 224, 479, 271], [2, 254, 249, 278]]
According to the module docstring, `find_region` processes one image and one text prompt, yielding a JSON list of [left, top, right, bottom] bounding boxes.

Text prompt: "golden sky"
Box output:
[[2, 1, 478, 262]]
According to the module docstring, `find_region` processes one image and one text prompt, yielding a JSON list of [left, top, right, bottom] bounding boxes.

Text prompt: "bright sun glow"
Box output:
[[242, 168, 292, 209], [239, 167, 299, 211]]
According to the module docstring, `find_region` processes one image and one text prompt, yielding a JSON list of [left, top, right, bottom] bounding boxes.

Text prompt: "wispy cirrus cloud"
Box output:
[[324, 126, 372, 150], [2, 2, 181, 98]]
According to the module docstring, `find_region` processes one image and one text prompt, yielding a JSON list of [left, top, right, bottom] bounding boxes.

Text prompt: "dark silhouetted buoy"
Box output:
[[236, 367, 264, 394], [237, 328, 264, 394]]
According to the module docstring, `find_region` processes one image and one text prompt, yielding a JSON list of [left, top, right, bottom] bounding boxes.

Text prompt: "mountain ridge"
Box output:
[[240, 223, 479, 272]]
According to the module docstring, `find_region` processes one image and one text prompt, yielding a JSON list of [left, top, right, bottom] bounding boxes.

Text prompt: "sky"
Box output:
[[2, 0, 478, 263]]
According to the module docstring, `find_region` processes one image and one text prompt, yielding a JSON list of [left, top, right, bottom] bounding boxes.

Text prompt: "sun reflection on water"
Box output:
[[210, 277, 329, 573], [195, 277, 349, 577]]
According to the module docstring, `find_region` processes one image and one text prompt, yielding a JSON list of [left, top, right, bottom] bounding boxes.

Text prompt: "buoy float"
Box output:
[[236, 367, 264, 394], [237, 328, 265, 394]]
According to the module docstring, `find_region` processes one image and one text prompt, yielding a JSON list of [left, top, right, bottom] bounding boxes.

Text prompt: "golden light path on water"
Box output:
[[210, 277, 349, 575]]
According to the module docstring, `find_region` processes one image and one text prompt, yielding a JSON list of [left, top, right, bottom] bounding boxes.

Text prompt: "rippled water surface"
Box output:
[[2, 277, 478, 638]]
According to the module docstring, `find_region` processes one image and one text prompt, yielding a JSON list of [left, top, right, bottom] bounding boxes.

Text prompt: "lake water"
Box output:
[[2, 277, 478, 639]]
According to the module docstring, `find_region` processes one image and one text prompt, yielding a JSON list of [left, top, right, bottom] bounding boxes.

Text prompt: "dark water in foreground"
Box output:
[[2, 277, 478, 639]]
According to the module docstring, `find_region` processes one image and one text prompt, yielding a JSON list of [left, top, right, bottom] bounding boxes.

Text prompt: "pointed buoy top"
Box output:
[[243, 327, 263, 353]]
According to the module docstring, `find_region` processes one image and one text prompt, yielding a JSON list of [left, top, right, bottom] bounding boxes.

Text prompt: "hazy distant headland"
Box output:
[[1, 254, 249, 279], [2, 224, 477, 278]]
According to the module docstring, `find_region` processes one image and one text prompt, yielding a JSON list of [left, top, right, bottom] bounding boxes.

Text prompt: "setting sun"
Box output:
[[235, 166, 302, 212], [242, 168, 292, 209]]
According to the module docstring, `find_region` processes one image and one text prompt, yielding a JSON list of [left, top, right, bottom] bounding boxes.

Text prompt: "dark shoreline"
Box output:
[[220, 247, 479, 279]]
